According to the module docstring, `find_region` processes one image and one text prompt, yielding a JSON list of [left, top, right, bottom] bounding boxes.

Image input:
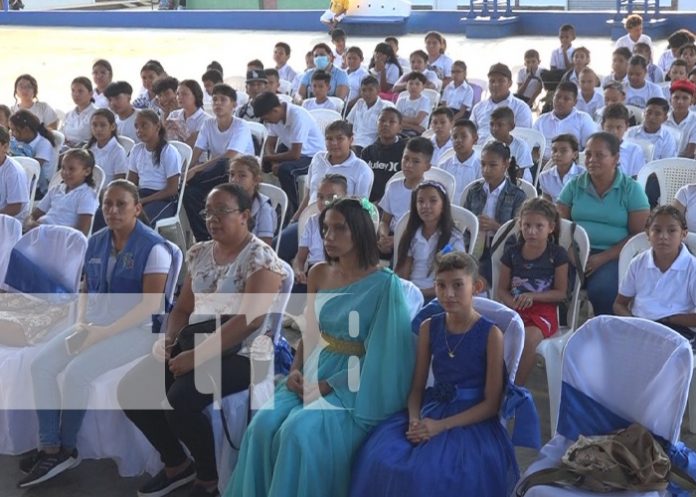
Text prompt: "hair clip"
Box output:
[[418, 180, 448, 197], [359, 197, 379, 223], [439, 243, 454, 255]]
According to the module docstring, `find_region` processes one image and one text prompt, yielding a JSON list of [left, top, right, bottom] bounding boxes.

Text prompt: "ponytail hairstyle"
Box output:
[[396, 180, 455, 275], [72, 76, 95, 104], [517, 197, 561, 245], [86, 108, 119, 149], [137, 109, 167, 166], [482, 140, 519, 184], [9, 109, 56, 147], [62, 148, 96, 188]]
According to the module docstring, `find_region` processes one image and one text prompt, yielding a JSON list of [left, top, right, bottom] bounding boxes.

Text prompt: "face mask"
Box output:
[[314, 55, 330, 70]]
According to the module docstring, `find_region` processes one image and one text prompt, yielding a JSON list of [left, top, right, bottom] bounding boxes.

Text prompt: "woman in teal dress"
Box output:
[[225, 197, 416, 497]]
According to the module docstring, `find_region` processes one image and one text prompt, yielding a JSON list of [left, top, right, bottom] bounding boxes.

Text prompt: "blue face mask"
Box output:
[[314, 55, 330, 70]]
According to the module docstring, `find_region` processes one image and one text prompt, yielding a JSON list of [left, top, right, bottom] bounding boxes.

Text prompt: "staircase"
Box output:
[[461, 0, 519, 38]]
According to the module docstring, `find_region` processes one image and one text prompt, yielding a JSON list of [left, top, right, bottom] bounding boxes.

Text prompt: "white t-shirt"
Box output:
[[615, 33, 652, 51], [550, 46, 575, 70], [430, 137, 453, 166], [90, 136, 129, 185], [12, 101, 58, 126], [346, 97, 394, 148], [165, 108, 211, 142], [394, 70, 442, 91], [676, 184, 696, 233], [302, 98, 342, 113], [396, 94, 431, 129], [516, 67, 544, 101], [442, 81, 474, 111], [437, 150, 481, 205], [657, 50, 675, 74], [575, 89, 604, 121], [533, 108, 598, 159], [625, 81, 664, 109], [61, 104, 98, 147], [251, 192, 277, 240], [194, 117, 254, 162], [116, 110, 140, 143], [408, 227, 465, 289], [93, 90, 109, 109], [37, 182, 98, 227], [538, 162, 585, 203], [619, 245, 696, 320], [26, 133, 56, 193], [128, 142, 182, 191], [299, 213, 324, 265], [306, 151, 373, 203], [277, 64, 298, 84], [379, 178, 413, 231], [346, 66, 370, 102], [471, 93, 533, 141], [370, 63, 401, 86], [266, 103, 325, 157], [626, 125, 678, 161], [618, 140, 646, 177], [105, 243, 172, 291], [0, 156, 29, 220], [428, 54, 454, 80]]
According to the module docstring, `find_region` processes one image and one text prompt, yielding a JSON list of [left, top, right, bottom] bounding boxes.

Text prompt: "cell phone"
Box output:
[[65, 329, 88, 355]]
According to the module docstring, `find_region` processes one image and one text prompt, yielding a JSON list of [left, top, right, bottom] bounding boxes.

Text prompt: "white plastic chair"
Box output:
[[117, 135, 135, 155], [309, 109, 343, 133], [624, 137, 654, 163], [327, 96, 345, 115], [278, 79, 293, 95], [459, 178, 537, 207], [519, 315, 692, 497], [246, 121, 268, 154], [490, 218, 590, 434], [636, 158, 696, 205], [436, 148, 456, 167], [13, 156, 40, 208], [258, 183, 288, 251], [392, 204, 479, 266], [48, 164, 106, 194], [626, 104, 645, 125], [385, 168, 457, 202], [277, 93, 293, 104], [208, 260, 294, 493], [236, 89, 250, 108], [421, 129, 435, 140], [154, 141, 192, 256], [0, 214, 22, 289], [511, 126, 546, 162], [468, 77, 489, 103], [422, 88, 441, 110]]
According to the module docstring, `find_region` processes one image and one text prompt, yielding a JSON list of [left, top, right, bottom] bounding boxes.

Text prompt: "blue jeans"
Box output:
[[31, 324, 155, 450], [274, 221, 299, 264], [277, 156, 312, 216], [585, 251, 618, 316]]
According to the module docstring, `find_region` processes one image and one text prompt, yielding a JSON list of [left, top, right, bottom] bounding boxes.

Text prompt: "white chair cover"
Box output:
[[521, 315, 693, 497], [0, 214, 22, 289]]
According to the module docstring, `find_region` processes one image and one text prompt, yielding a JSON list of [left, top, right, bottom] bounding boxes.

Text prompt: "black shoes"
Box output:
[[137, 463, 196, 497], [17, 447, 80, 488]]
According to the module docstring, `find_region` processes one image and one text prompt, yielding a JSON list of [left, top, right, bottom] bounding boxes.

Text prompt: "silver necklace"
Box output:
[[444, 314, 477, 359]]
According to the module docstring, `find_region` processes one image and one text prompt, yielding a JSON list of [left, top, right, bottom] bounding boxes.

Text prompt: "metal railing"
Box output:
[[614, 0, 660, 21], [466, 0, 513, 19]]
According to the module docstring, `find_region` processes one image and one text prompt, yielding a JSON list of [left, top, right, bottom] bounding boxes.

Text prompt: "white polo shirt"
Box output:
[[538, 162, 585, 202], [483, 179, 507, 220], [346, 66, 370, 102], [408, 227, 466, 289], [471, 93, 533, 141], [437, 150, 481, 204], [626, 125, 678, 161], [266, 103, 325, 157], [93, 90, 109, 109], [302, 98, 342, 113], [61, 104, 98, 147], [251, 192, 277, 240], [483, 136, 533, 182], [346, 97, 394, 148], [442, 80, 474, 111], [516, 67, 544, 101], [116, 110, 140, 143], [430, 137, 453, 166], [90, 136, 129, 184], [533, 108, 598, 159], [619, 244, 696, 320], [306, 151, 373, 203], [194, 116, 254, 162], [277, 64, 298, 84], [676, 185, 696, 233], [550, 46, 575, 70], [0, 156, 29, 220], [128, 142, 182, 190], [299, 213, 325, 265], [666, 111, 696, 137], [379, 178, 413, 230], [37, 182, 98, 227], [575, 89, 604, 121], [618, 140, 646, 177], [396, 94, 431, 130], [625, 81, 664, 109]]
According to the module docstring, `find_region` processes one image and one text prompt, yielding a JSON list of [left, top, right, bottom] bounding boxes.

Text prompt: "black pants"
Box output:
[[118, 351, 250, 482], [182, 158, 229, 242]]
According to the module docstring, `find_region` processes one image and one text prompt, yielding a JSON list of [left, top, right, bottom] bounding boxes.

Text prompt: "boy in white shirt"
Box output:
[[538, 133, 584, 202], [274, 42, 297, 83], [442, 60, 474, 121], [550, 24, 576, 71], [345, 46, 370, 106], [515, 49, 544, 107], [602, 103, 645, 177], [437, 119, 481, 205], [489, 106, 534, 182], [0, 127, 29, 220], [346, 75, 393, 153], [392, 50, 441, 93], [395, 72, 431, 137], [615, 14, 652, 51], [331, 29, 348, 70], [575, 67, 604, 118], [626, 97, 677, 161], [302, 71, 342, 113], [378, 137, 433, 255], [429, 108, 454, 165], [104, 81, 140, 143]]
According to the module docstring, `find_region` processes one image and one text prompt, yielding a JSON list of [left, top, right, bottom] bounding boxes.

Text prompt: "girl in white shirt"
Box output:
[[395, 180, 464, 299], [425, 31, 454, 87], [87, 109, 129, 184], [25, 148, 98, 236], [8, 109, 57, 196], [91, 59, 113, 109], [11, 74, 58, 130], [369, 42, 403, 96], [127, 110, 182, 226], [345, 46, 369, 107], [625, 55, 664, 108], [61, 77, 98, 148], [165, 79, 210, 148], [392, 50, 442, 94]]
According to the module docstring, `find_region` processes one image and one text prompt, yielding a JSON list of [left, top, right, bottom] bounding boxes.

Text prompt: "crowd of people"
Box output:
[[2, 14, 696, 497]]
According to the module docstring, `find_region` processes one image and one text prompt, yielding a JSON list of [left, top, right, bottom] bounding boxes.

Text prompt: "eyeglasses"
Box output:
[[199, 208, 241, 220]]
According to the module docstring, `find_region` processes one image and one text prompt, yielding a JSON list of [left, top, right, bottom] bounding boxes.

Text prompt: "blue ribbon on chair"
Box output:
[[4, 248, 73, 303], [502, 381, 541, 449], [558, 381, 696, 497]]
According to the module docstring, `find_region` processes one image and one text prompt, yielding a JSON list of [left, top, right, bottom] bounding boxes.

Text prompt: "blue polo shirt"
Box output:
[[557, 170, 649, 251], [300, 66, 349, 97]]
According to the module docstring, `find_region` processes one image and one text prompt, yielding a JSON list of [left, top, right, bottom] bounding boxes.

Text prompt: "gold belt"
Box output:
[[320, 332, 365, 356]]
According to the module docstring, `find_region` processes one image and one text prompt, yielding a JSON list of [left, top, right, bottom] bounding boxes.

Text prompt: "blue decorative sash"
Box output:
[[558, 381, 696, 497], [502, 381, 541, 449], [4, 248, 73, 303], [420, 383, 483, 419]]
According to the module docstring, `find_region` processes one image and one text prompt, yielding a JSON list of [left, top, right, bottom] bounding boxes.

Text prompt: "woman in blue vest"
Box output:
[[18, 179, 174, 488]]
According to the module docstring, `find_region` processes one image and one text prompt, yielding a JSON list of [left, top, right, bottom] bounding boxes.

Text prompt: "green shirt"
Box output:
[[557, 170, 649, 251]]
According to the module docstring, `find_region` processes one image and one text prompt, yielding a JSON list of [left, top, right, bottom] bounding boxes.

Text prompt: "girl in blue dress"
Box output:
[[225, 197, 415, 497], [350, 251, 519, 497]]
